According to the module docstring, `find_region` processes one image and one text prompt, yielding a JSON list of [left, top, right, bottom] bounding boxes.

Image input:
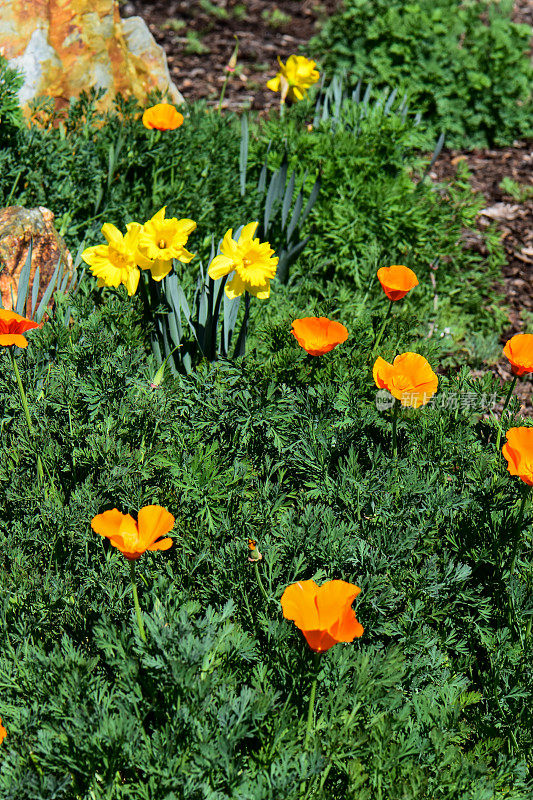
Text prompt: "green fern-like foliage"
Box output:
[[309, 0, 533, 147], [0, 296, 532, 797]]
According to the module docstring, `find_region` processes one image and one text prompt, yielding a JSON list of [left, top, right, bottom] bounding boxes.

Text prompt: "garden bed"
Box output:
[[0, 1, 533, 797]]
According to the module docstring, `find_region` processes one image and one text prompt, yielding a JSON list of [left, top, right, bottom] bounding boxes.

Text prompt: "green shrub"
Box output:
[[250, 95, 506, 341], [308, 0, 533, 147]]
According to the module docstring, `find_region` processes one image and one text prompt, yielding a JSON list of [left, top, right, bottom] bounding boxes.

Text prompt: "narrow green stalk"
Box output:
[[9, 348, 44, 485], [130, 560, 147, 643], [496, 375, 517, 453], [218, 37, 238, 113], [391, 399, 400, 460], [372, 299, 393, 353], [299, 658, 320, 798], [218, 72, 232, 113], [508, 486, 530, 577], [506, 485, 531, 631], [254, 562, 268, 603], [304, 674, 318, 750], [10, 349, 34, 434], [304, 653, 321, 750]]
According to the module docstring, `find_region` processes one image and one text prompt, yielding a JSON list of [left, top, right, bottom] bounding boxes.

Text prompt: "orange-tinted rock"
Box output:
[[0, 206, 73, 313], [0, 0, 183, 116]]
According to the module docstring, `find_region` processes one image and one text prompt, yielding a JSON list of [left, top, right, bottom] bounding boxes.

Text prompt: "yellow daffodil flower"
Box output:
[[207, 222, 278, 299], [82, 222, 147, 296], [138, 207, 196, 281], [267, 55, 319, 103]]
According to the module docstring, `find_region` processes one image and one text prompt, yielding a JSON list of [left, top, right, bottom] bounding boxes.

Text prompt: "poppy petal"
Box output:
[[301, 628, 338, 652], [281, 580, 320, 631], [91, 509, 137, 535], [0, 334, 28, 347], [137, 505, 175, 549], [315, 580, 360, 630]]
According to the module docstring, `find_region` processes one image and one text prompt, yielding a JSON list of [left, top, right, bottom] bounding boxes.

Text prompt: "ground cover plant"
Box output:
[[1, 48, 532, 800], [308, 0, 533, 147]]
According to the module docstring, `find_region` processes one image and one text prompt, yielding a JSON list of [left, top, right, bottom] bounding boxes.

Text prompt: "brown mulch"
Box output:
[[431, 146, 533, 414], [122, 0, 533, 412]]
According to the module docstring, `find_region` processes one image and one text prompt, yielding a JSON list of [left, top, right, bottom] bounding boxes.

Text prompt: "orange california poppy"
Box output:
[[0, 309, 41, 348], [91, 505, 175, 560], [502, 427, 533, 486], [291, 317, 349, 356], [0, 718, 5, 744], [281, 579, 364, 652], [377, 265, 418, 302], [142, 103, 184, 131], [503, 333, 533, 377], [373, 352, 438, 408]]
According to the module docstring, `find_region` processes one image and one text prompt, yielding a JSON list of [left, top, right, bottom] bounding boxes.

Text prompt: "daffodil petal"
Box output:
[[225, 273, 247, 299], [101, 223, 123, 248], [124, 267, 140, 296], [175, 247, 195, 264], [208, 254, 234, 280], [149, 258, 173, 281], [239, 221, 259, 245]]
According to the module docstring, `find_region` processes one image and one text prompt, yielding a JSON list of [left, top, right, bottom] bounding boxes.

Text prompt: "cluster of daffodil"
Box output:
[[81, 212, 280, 302], [81, 208, 196, 297]]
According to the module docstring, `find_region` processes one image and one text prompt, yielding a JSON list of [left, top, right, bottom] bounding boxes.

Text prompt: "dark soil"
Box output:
[[122, 0, 533, 411]]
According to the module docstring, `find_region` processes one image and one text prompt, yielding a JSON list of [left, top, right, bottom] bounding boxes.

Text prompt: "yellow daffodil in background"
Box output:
[[267, 55, 319, 103], [82, 222, 147, 296], [137, 207, 197, 282], [207, 222, 278, 299]]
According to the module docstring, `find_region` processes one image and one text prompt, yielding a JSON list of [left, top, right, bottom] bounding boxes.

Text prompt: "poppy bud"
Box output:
[[226, 37, 239, 72], [248, 538, 263, 562]]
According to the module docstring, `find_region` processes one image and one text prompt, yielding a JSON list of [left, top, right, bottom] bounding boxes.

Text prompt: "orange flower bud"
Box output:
[[0, 718, 6, 744], [377, 265, 418, 302], [248, 538, 263, 562]]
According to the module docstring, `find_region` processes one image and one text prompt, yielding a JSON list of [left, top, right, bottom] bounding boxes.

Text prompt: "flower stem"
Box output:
[[508, 486, 530, 577], [130, 560, 147, 643], [254, 561, 268, 603], [304, 653, 321, 750], [372, 299, 393, 353], [506, 485, 531, 632], [391, 399, 400, 460], [218, 72, 232, 113], [496, 375, 517, 453], [9, 348, 44, 485]]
